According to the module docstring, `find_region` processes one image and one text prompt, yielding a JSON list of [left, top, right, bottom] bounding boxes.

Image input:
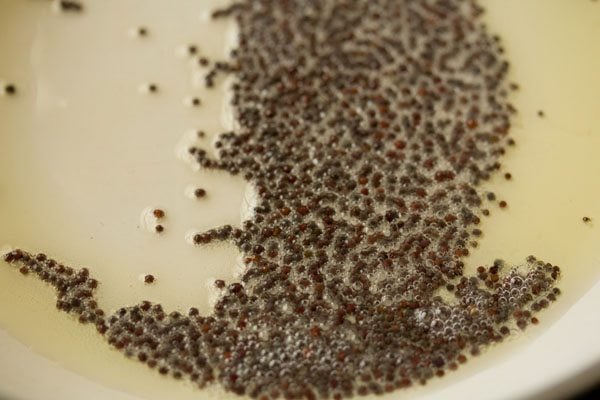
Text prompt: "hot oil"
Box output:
[[0, 1, 598, 399], [472, 0, 600, 315]]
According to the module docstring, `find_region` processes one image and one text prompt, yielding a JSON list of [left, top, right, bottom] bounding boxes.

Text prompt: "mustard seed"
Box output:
[[153, 209, 165, 218], [3, 84, 16, 95]]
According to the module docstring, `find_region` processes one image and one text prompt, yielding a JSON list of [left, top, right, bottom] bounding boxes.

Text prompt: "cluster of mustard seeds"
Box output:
[[3, 1, 562, 399], [4, 250, 104, 328]]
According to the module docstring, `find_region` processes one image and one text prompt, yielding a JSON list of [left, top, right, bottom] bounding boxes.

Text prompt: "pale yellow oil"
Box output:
[[0, 1, 598, 399]]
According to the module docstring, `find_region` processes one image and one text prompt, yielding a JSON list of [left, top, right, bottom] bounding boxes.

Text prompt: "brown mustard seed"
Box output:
[[155, 225, 164, 233], [153, 209, 165, 218], [57, 0, 83, 13], [144, 274, 155, 284], [3, 84, 16, 96], [194, 188, 207, 198], [215, 279, 226, 289], [187, 45, 198, 55]]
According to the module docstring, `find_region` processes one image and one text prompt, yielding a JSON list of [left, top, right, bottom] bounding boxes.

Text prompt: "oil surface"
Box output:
[[0, 0, 599, 399]]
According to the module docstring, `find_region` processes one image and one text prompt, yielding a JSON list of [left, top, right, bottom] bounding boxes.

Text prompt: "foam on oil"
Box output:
[[0, 1, 598, 399]]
